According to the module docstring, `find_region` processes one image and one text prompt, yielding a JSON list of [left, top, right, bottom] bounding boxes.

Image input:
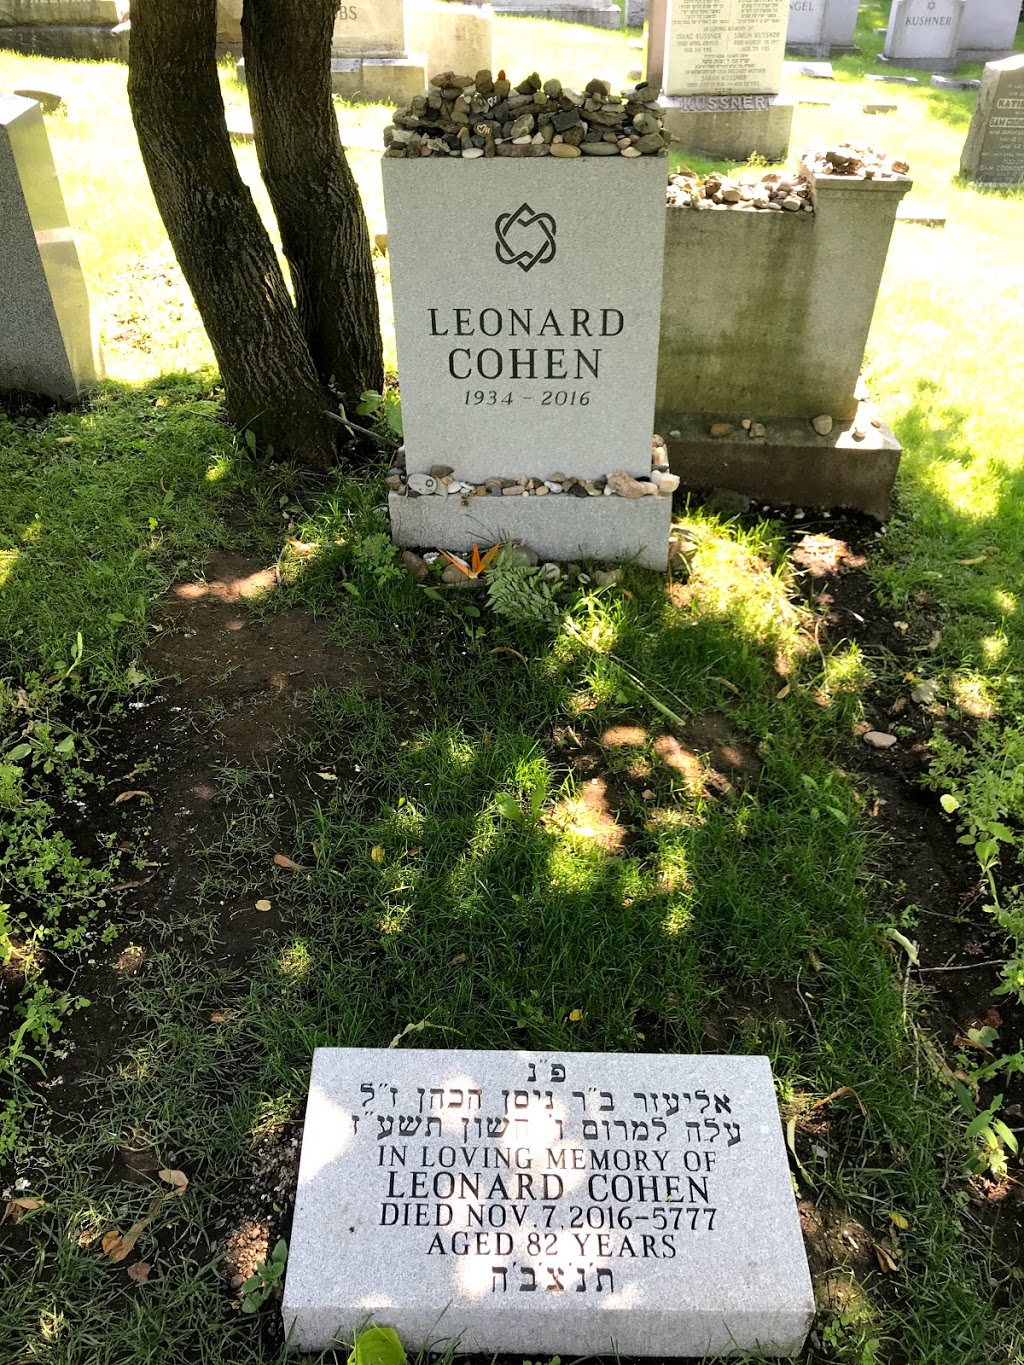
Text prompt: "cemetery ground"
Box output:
[[2, 9, 1024, 1364]]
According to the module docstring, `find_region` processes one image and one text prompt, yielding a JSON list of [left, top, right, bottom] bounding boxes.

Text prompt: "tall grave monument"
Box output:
[[655, 0, 793, 162], [960, 54, 1024, 187], [0, 94, 102, 401], [786, 0, 859, 58], [283, 1048, 815, 1355], [956, 0, 1021, 63]]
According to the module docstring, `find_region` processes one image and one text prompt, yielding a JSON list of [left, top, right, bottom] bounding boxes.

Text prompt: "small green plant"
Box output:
[[356, 389, 403, 438], [486, 548, 559, 624], [348, 1326, 407, 1365], [494, 769, 550, 828], [350, 532, 405, 590], [951, 1080, 1019, 1180], [240, 1238, 287, 1313], [928, 724, 1024, 1002]]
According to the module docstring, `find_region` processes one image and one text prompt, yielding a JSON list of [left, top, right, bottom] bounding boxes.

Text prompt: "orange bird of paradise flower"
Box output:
[[439, 542, 503, 579]]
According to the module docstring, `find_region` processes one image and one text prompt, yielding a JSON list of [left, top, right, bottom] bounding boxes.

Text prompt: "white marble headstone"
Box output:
[[883, 0, 965, 62], [787, 0, 828, 49], [333, 0, 407, 56], [283, 1048, 814, 1356], [383, 157, 667, 483], [663, 0, 789, 97]]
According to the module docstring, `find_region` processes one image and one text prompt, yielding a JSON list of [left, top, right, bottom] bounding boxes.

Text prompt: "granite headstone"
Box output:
[[663, 0, 789, 96], [283, 1048, 815, 1356], [0, 94, 101, 400], [882, 0, 965, 67], [960, 53, 1024, 186], [958, 0, 1020, 59]]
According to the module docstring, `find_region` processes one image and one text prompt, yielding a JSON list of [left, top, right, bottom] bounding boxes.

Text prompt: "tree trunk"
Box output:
[[128, 0, 338, 471], [244, 0, 384, 422]]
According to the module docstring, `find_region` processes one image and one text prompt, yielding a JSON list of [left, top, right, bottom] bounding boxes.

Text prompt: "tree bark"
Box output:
[[244, 0, 384, 420], [128, 0, 338, 471]]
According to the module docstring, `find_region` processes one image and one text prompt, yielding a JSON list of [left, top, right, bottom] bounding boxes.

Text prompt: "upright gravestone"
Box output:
[[881, 0, 966, 71], [656, 0, 793, 161], [383, 85, 673, 569], [0, 94, 102, 401], [786, 0, 858, 55], [960, 53, 1024, 186], [406, 1, 494, 89], [331, 0, 428, 105], [283, 1048, 815, 1355], [956, 0, 1021, 61]]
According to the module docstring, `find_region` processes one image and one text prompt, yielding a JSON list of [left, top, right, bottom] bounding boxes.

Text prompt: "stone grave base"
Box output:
[[876, 53, 960, 72], [659, 404, 901, 520], [0, 22, 127, 58], [661, 95, 794, 163], [491, 0, 622, 28], [388, 491, 673, 570], [956, 47, 1017, 62], [786, 42, 859, 57], [330, 55, 427, 105]]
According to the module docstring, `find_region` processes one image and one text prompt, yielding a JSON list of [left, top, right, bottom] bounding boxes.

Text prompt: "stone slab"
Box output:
[[0, 93, 101, 400], [896, 207, 947, 226], [490, 0, 623, 27], [0, 20, 125, 55], [931, 73, 980, 89], [12, 87, 66, 112], [389, 488, 674, 567], [283, 1048, 814, 1355], [333, 0, 406, 56], [882, 0, 965, 67], [866, 71, 919, 83], [383, 156, 667, 484], [663, 0, 789, 97], [661, 407, 901, 520], [662, 93, 793, 162], [0, 0, 118, 22], [790, 59, 834, 76], [406, 1, 493, 87], [330, 55, 428, 104], [960, 53, 1024, 185]]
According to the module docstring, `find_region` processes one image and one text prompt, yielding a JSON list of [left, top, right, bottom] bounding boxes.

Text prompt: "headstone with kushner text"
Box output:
[[881, 0, 965, 69], [283, 1048, 814, 1355], [960, 53, 1024, 186]]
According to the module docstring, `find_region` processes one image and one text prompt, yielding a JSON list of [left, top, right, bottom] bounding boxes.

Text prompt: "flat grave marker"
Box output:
[[284, 1048, 814, 1356]]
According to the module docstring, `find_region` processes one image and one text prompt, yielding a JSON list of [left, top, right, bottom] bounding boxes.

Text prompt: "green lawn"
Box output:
[[2, 6, 1024, 1364]]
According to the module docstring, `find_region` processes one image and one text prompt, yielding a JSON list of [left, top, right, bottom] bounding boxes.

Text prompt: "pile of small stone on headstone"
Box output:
[[666, 168, 814, 212], [383, 70, 669, 159], [801, 143, 910, 178]]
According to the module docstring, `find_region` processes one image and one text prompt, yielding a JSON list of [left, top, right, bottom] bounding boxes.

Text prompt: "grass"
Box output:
[[2, 3, 1024, 1362]]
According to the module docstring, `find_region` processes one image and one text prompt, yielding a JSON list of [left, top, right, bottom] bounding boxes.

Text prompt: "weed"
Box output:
[[240, 1239, 288, 1313]]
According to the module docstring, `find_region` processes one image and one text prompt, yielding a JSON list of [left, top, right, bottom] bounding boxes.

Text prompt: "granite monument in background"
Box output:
[[960, 53, 1024, 186], [655, 0, 793, 161], [330, 0, 428, 104], [881, 0, 966, 71], [0, 93, 102, 401], [786, 0, 858, 57]]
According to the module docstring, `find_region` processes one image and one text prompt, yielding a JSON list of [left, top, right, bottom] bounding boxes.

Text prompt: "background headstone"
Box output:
[[332, 0, 407, 53], [406, 1, 493, 85], [489, 0, 623, 29], [663, 0, 789, 96], [786, 0, 828, 53], [0, 0, 120, 21], [960, 53, 1024, 185], [957, 0, 1020, 60], [882, 0, 965, 68], [0, 94, 102, 400], [283, 1048, 814, 1356]]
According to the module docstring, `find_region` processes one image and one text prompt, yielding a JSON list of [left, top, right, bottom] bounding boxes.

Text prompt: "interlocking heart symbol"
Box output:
[[494, 202, 557, 273]]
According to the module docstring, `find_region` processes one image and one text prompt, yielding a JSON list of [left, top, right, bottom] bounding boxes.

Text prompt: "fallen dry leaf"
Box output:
[[712, 676, 740, 695], [114, 790, 152, 805], [108, 875, 155, 893], [127, 1261, 151, 1283], [370, 846, 385, 864], [956, 555, 987, 566], [254, 898, 272, 912], [568, 1008, 583, 1022], [273, 854, 301, 871], [875, 1244, 899, 1273], [809, 949, 824, 972], [158, 1169, 189, 1196], [888, 1210, 910, 1230], [451, 953, 469, 965], [103, 1216, 154, 1262], [210, 1010, 236, 1024], [490, 647, 529, 664], [3, 1197, 44, 1224], [776, 683, 791, 700], [807, 1086, 867, 1117]]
